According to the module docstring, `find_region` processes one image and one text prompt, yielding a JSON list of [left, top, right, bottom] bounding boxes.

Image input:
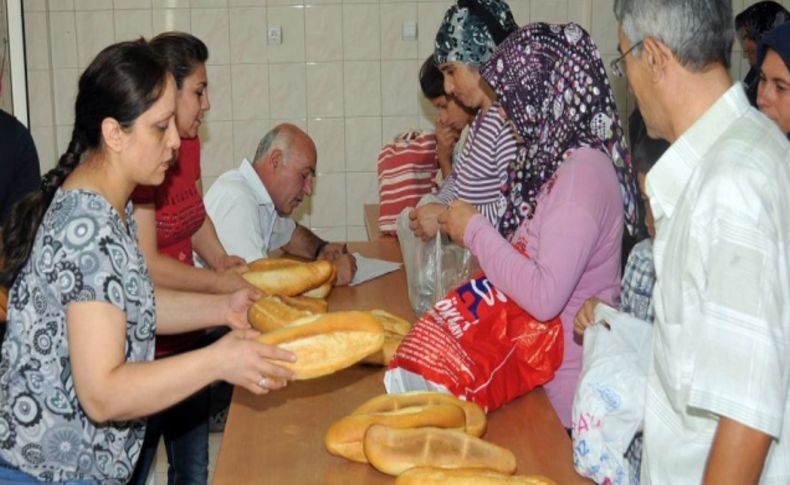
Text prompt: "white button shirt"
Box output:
[[204, 159, 296, 262], [643, 84, 790, 484]]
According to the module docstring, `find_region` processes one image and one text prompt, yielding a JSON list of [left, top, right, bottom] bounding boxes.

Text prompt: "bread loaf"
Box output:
[[247, 257, 300, 272], [279, 295, 328, 314], [352, 392, 486, 437], [325, 403, 466, 463], [301, 263, 336, 298], [248, 295, 313, 332], [363, 425, 517, 477], [243, 259, 334, 296], [362, 310, 412, 366], [257, 311, 384, 379], [395, 467, 558, 485]]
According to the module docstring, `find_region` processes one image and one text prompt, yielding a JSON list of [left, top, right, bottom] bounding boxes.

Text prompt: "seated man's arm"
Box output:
[[703, 417, 772, 485], [282, 224, 356, 286]]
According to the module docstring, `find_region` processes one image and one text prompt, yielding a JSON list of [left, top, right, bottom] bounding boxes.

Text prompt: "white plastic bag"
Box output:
[[571, 304, 652, 485]]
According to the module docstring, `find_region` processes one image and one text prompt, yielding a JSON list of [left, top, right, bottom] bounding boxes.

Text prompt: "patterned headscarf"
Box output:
[[434, 0, 518, 67], [480, 23, 638, 238]]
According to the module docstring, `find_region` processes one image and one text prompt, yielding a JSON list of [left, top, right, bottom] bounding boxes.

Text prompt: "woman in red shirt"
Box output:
[[130, 32, 245, 485]]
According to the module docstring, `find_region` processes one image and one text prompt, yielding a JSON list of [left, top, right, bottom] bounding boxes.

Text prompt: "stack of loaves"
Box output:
[[325, 391, 557, 484]]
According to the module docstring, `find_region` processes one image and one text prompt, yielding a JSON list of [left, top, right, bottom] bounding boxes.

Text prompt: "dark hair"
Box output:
[[419, 55, 445, 99], [736, 1, 789, 42], [628, 108, 669, 174], [149, 32, 209, 89], [0, 40, 169, 287]]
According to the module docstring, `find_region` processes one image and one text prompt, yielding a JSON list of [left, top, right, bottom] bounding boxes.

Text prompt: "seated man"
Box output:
[[204, 123, 357, 285]]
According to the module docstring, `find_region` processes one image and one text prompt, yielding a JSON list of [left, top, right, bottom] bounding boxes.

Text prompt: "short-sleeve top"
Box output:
[[0, 189, 156, 483]]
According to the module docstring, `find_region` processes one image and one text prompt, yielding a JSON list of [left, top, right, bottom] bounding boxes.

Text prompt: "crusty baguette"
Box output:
[[248, 295, 312, 332], [279, 295, 328, 314], [395, 467, 558, 485], [257, 311, 384, 379], [363, 425, 517, 477], [247, 257, 300, 272], [325, 403, 466, 463], [243, 259, 334, 296], [362, 310, 413, 365], [301, 263, 336, 298], [352, 392, 486, 438]]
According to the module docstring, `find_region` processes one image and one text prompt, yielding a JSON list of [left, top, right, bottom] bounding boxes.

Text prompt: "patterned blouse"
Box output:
[[0, 189, 156, 483]]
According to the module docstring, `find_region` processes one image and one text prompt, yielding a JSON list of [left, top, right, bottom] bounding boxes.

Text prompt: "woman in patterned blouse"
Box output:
[[0, 40, 295, 484]]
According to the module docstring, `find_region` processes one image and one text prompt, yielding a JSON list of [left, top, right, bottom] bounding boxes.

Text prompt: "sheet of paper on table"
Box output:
[[349, 252, 402, 287]]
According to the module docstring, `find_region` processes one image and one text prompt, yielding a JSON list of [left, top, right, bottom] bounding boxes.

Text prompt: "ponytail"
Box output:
[[0, 138, 86, 287]]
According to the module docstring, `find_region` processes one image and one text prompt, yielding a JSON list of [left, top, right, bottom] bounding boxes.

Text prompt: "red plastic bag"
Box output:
[[385, 273, 563, 413]]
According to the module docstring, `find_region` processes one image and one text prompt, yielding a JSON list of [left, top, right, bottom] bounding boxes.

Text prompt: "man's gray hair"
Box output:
[[614, 0, 734, 71], [253, 126, 290, 163]]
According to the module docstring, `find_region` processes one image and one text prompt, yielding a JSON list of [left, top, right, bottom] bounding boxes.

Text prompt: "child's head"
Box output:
[[419, 55, 475, 131], [631, 131, 670, 239], [433, 0, 517, 110]]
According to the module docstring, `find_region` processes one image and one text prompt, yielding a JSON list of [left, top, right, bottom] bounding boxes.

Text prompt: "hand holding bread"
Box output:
[[210, 329, 296, 395]]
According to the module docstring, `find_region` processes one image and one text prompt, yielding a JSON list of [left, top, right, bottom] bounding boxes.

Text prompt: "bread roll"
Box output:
[[243, 259, 334, 296], [279, 295, 328, 314], [362, 310, 412, 366], [247, 257, 300, 272], [363, 425, 517, 477], [301, 263, 336, 298], [248, 295, 312, 332], [325, 403, 466, 463], [352, 392, 486, 438], [396, 467, 557, 485], [257, 311, 384, 379]]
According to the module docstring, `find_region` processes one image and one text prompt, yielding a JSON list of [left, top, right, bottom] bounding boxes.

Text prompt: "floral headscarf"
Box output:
[[434, 0, 518, 67], [480, 22, 638, 238]]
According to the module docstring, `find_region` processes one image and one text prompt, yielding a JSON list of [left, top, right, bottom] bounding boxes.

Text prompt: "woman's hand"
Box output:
[[437, 200, 477, 246], [408, 203, 446, 240], [211, 329, 297, 395], [573, 297, 604, 336], [214, 254, 247, 272], [224, 287, 263, 329], [213, 269, 256, 294]]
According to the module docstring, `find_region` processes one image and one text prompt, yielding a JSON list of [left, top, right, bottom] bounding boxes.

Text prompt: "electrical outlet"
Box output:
[[268, 25, 282, 46]]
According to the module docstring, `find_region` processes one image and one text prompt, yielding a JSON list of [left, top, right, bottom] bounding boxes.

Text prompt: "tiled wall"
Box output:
[[1, 0, 10, 112], [20, 0, 773, 241]]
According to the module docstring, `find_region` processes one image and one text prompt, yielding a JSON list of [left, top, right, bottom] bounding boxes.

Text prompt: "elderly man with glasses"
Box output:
[[612, 0, 790, 483]]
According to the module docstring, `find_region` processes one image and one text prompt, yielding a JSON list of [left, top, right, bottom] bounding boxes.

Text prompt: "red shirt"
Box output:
[[132, 137, 207, 356]]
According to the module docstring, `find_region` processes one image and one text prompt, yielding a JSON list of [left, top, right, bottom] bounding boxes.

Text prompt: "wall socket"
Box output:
[[268, 25, 282, 45]]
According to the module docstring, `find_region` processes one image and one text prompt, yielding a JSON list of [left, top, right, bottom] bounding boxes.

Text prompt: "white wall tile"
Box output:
[[75, 10, 115, 68], [31, 126, 57, 173], [342, 3, 380, 60], [590, 0, 617, 55], [228, 0, 267, 5], [308, 117, 345, 173], [305, 0, 341, 4], [152, 0, 189, 7], [531, 0, 568, 23], [231, 63, 270, 120], [382, 116, 422, 142], [232, 119, 270, 162], [24, 12, 51, 70], [114, 0, 152, 8], [27, 70, 55, 127], [345, 171, 378, 226], [509, 0, 529, 26], [380, 2, 418, 60], [229, 7, 267, 64], [311, 226, 346, 242], [267, 6, 306, 63], [346, 225, 367, 242], [567, 0, 593, 32], [311, 172, 347, 226], [191, 8, 230, 64], [344, 117, 381, 172], [199, 120, 235, 176], [381, 59, 421, 116], [49, 11, 79, 69], [191, 0, 228, 7], [24, 0, 48, 12], [48, 0, 75, 11], [306, 62, 344, 117], [75, 0, 107, 10], [115, 9, 153, 41], [152, 8, 191, 32], [56, 125, 73, 158], [268, 63, 307, 118], [343, 61, 381, 116], [417, 2, 447, 59], [205, 64, 233, 121], [292, 197, 311, 226], [305, 5, 343, 61], [52, 69, 79, 126], [270, 118, 308, 131], [269, 0, 305, 5]]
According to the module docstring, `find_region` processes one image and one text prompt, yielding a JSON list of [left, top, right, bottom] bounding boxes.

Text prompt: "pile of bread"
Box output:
[[242, 258, 412, 379], [324, 391, 556, 484]]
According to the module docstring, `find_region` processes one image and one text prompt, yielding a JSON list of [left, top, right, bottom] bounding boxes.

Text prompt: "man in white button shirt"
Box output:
[[612, 0, 790, 483], [204, 123, 357, 285]]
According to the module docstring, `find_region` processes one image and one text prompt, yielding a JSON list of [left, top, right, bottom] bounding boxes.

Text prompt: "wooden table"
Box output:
[[212, 239, 589, 484]]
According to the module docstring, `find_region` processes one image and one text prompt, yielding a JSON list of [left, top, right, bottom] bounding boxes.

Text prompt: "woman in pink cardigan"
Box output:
[[439, 23, 639, 428]]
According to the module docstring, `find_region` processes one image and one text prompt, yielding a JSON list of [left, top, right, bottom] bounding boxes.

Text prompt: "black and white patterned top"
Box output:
[[0, 189, 156, 483]]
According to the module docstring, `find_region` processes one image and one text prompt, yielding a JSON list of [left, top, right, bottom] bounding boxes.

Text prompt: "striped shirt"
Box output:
[[642, 84, 790, 484], [437, 102, 519, 225]]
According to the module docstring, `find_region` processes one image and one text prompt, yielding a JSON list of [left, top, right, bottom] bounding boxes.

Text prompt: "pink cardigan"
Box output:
[[464, 147, 624, 427]]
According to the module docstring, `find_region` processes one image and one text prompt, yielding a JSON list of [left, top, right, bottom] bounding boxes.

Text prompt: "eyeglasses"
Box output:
[[610, 40, 643, 77]]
